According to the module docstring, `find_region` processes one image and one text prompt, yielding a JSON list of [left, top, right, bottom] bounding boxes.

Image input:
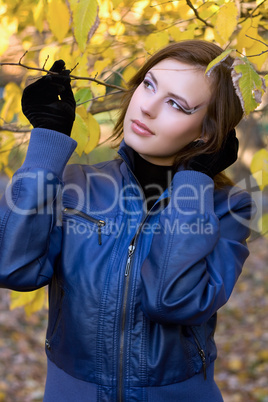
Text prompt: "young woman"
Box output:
[[0, 40, 254, 401]]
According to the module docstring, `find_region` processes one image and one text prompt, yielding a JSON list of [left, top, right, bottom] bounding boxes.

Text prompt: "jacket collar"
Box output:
[[117, 139, 136, 171], [117, 139, 171, 202]]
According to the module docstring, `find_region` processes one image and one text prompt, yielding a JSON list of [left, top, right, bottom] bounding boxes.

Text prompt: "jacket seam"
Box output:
[[0, 177, 22, 251], [156, 226, 175, 322]]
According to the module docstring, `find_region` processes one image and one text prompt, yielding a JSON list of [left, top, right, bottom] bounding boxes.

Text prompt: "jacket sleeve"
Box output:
[[140, 170, 255, 326], [0, 129, 77, 291]]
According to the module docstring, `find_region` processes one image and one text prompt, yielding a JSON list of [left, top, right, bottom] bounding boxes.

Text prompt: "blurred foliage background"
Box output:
[[0, 0, 268, 400]]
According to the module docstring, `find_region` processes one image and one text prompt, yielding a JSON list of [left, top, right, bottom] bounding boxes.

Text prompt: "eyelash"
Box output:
[[143, 78, 185, 113]]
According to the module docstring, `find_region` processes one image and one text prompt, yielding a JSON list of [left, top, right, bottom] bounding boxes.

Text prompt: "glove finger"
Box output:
[[54, 70, 76, 110], [48, 68, 72, 93], [21, 75, 59, 109], [59, 81, 75, 108], [49, 59, 66, 73]]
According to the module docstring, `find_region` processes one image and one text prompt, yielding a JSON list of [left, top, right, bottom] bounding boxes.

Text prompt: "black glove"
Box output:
[[21, 60, 76, 136], [186, 129, 239, 178]]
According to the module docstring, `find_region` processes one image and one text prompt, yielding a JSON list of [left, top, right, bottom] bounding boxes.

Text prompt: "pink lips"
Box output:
[[131, 120, 154, 137]]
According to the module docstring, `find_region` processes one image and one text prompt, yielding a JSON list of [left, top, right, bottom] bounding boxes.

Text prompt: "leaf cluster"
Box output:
[[0, 0, 268, 313]]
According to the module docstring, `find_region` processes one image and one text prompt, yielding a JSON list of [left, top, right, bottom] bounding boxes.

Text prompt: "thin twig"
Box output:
[[242, 34, 268, 58], [0, 53, 127, 92], [76, 90, 123, 106], [0, 125, 32, 133], [185, 0, 213, 27], [239, 0, 267, 24], [42, 55, 49, 70]]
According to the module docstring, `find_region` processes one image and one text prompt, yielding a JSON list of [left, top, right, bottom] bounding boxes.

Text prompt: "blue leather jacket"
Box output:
[[0, 129, 254, 401]]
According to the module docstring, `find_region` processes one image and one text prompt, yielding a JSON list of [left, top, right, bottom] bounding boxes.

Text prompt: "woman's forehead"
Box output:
[[148, 59, 212, 104], [150, 58, 204, 72]]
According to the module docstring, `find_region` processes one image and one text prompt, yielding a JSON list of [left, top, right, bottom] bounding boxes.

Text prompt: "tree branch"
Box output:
[[0, 124, 31, 133], [185, 0, 214, 27], [239, 0, 266, 24], [244, 34, 268, 58], [0, 52, 127, 92]]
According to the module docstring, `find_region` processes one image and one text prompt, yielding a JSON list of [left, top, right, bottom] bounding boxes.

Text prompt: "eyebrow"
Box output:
[[147, 71, 191, 109]]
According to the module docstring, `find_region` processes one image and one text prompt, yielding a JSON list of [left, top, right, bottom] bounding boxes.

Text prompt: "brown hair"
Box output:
[[112, 40, 243, 188]]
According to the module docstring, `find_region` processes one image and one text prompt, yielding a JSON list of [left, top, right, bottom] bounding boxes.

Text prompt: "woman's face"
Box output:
[[123, 58, 212, 165]]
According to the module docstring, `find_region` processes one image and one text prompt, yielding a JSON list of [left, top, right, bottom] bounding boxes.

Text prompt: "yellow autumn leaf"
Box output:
[[145, 31, 169, 54], [236, 16, 262, 53], [227, 357, 243, 371], [245, 36, 268, 71], [0, 83, 22, 123], [84, 113, 100, 154], [33, 0, 46, 33], [250, 148, 268, 191], [92, 59, 111, 78], [122, 65, 137, 85], [0, 134, 11, 169], [39, 45, 59, 68], [0, 131, 15, 156], [68, 0, 99, 52], [47, 0, 70, 43], [0, 16, 18, 56], [0, 28, 9, 55], [108, 21, 125, 36], [215, 2, 238, 45], [71, 107, 100, 155], [168, 26, 183, 42], [205, 48, 234, 76], [259, 214, 268, 238], [90, 80, 106, 99], [71, 106, 90, 156], [111, 0, 122, 8], [10, 288, 47, 316], [24, 288, 47, 317], [4, 166, 14, 178]]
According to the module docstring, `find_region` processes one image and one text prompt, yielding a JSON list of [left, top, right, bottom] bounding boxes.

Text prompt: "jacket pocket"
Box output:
[[46, 287, 64, 351], [189, 326, 207, 380], [62, 207, 109, 245]]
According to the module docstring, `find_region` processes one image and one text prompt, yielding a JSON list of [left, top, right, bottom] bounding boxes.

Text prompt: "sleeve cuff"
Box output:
[[19, 128, 77, 178], [171, 170, 215, 213]]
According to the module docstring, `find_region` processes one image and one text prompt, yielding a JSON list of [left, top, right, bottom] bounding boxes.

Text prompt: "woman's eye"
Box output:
[[167, 99, 183, 111], [143, 79, 154, 91]]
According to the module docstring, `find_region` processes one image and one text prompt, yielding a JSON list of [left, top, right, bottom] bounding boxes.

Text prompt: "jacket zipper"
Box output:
[[63, 207, 106, 245], [190, 328, 207, 380], [117, 158, 170, 400], [45, 288, 64, 350], [118, 240, 136, 402]]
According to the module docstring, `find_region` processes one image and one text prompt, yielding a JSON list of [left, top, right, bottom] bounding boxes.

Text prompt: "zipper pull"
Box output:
[[97, 220, 105, 245], [125, 244, 135, 276], [198, 349, 207, 380]]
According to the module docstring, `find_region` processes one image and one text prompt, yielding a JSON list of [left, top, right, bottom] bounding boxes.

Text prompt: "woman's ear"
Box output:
[[200, 131, 209, 143]]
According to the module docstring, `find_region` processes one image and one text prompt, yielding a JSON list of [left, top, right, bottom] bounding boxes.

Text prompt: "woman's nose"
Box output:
[[141, 96, 158, 118]]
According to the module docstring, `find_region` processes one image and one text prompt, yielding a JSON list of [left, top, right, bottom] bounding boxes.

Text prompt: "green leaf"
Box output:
[[231, 57, 266, 115], [74, 88, 93, 108], [205, 48, 234, 76], [68, 0, 99, 52], [250, 148, 268, 191]]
